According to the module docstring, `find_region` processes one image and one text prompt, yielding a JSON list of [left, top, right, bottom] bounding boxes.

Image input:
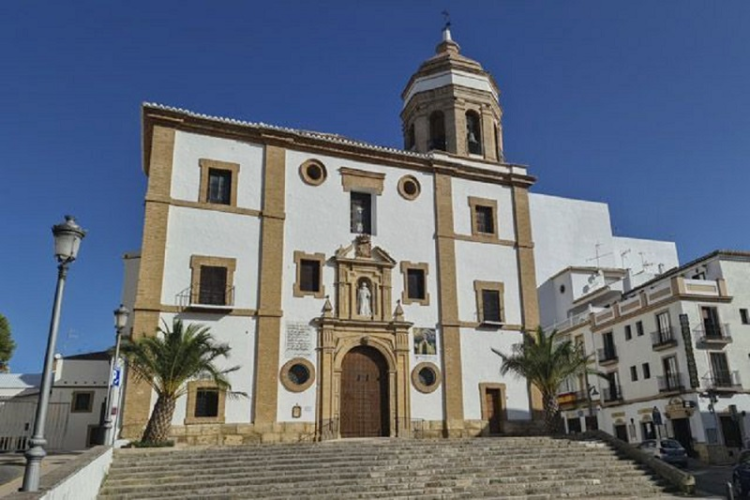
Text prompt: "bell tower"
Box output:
[[401, 26, 504, 162]]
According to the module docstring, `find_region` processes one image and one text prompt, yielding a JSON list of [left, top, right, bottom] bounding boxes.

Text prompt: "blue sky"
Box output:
[[2, 1, 749, 373]]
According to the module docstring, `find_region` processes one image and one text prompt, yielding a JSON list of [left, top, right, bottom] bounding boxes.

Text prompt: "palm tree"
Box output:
[[120, 318, 238, 443], [492, 326, 598, 434]]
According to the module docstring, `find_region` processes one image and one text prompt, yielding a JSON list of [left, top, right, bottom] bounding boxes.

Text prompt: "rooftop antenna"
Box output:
[[639, 251, 654, 271], [586, 242, 613, 269], [620, 249, 631, 269]]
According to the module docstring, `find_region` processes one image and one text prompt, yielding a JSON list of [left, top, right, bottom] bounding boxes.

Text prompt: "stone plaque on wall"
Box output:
[[285, 322, 313, 355]]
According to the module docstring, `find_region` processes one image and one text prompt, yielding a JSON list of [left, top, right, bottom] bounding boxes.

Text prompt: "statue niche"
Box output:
[[333, 235, 395, 322]]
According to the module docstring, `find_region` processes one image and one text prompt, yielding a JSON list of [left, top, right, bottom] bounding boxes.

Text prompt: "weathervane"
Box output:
[[441, 10, 451, 30]]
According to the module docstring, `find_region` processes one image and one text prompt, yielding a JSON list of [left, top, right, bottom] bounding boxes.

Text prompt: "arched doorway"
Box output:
[[340, 346, 389, 437]]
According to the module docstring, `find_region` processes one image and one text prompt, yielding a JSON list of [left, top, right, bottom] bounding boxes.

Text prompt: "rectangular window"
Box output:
[[199, 266, 228, 305], [300, 259, 321, 293], [199, 159, 239, 208], [630, 366, 638, 382], [194, 389, 219, 418], [71, 392, 93, 413], [702, 306, 721, 338], [207, 168, 232, 205], [741, 309, 750, 325], [656, 312, 671, 336], [475, 206, 495, 234], [350, 192, 372, 234], [710, 352, 731, 386], [482, 290, 502, 322], [636, 321, 644, 336], [406, 268, 426, 300], [624, 325, 632, 341], [642, 363, 651, 379], [602, 331, 616, 357]]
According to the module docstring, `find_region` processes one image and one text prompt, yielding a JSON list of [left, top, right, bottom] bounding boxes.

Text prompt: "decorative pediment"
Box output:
[[334, 235, 396, 268]]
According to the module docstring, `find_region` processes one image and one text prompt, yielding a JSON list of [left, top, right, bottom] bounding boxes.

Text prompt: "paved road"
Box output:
[[0, 452, 82, 497], [689, 458, 733, 498]]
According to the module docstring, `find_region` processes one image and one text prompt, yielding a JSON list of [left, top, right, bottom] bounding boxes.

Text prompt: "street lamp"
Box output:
[[22, 216, 86, 492], [103, 304, 130, 445], [586, 385, 599, 431]]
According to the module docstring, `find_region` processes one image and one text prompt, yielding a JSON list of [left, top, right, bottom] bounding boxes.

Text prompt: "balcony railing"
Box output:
[[705, 370, 742, 391], [176, 285, 235, 310], [597, 347, 618, 365], [696, 323, 732, 344], [657, 373, 684, 392], [602, 385, 622, 403], [651, 327, 678, 350]]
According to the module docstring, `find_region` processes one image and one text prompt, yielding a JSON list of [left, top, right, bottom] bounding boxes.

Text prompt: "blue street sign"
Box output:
[[113, 368, 122, 387]]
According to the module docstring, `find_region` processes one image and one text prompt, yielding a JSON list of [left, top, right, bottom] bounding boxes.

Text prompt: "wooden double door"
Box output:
[[340, 346, 389, 438]]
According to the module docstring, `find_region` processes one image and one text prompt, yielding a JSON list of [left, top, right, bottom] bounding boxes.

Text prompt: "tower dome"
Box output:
[[401, 26, 504, 162]]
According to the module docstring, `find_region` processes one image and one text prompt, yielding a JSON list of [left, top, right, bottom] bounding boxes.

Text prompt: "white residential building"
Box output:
[[549, 250, 750, 464]]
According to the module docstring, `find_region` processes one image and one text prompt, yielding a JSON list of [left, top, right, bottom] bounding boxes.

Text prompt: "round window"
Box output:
[[288, 364, 310, 385], [411, 362, 441, 394], [418, 367, 436, 387], [398, 175, 421, 200], [299, 160, 327, 186]]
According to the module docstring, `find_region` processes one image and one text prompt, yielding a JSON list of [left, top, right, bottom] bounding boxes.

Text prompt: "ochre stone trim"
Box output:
[[479, 383, 508, 432], [397, 175, 421, 201], [254, 144, 286, 425], [468, 196, 499, 240], [451, 234, 515, 247], [340, 167, 385, 195], [122, 125, 176, 439], [279, 358, 316, 393], [184, 380, 227, 425], [198, 159, 240, 207], [412, 362, 441, 394], [146, 195, 262, 218], [145, 305, 256, 317], [473, 280, 505, 323], [189, 255, 237, 305], [70, 391, 94, 413], [299, 159, 328, 186], [458, 321, 524, 331], [433, 172, 465, 430], [400, 261, 430, 306], [293, 251, 326, 299]]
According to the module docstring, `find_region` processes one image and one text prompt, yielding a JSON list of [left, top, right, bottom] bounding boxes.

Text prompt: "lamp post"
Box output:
[[586, 384, 599, 431], [102, 304, 130, 445], [22, 216, 86, 492]]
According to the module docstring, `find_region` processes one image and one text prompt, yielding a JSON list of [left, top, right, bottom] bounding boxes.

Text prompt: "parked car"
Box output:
[[637, 439, 688, 468], [733, 450, 750, 498]]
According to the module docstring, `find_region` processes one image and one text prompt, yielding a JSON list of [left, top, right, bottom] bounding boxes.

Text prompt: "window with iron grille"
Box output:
[[350, 192, 372, 234], [194, 389, 219, 418], [482, 289, 502, 322], [207, 169, 232, 205], [300, 259, 321, 293], [475, 206, 495, 234], [407, 269, 426, 300], [199, 266, 228, 305]]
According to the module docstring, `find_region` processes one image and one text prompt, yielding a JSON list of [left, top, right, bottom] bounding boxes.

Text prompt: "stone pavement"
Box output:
[[0, 451, 82, 498]]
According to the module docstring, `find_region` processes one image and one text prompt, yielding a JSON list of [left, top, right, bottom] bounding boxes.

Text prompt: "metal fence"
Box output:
[[0, 400, 70, 452]]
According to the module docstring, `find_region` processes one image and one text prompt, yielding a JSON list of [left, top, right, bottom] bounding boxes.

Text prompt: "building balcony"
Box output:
[[556, 390, 585, 408], [657, 373, 685, 393], [651, 327, 678, 351], [602, 385, 622, 403], [597, 348, 618, 366], [704, 370, 742, 392], [696, 324, 732, 346], [176, 285, 235, 311]]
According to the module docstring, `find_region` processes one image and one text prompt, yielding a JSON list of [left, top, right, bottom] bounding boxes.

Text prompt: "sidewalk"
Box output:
[[0, 452, 82, 498]]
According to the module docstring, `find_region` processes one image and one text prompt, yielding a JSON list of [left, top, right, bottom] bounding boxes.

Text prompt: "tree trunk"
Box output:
[[141, 395, 176, 443], [543, 392, 561, 435]]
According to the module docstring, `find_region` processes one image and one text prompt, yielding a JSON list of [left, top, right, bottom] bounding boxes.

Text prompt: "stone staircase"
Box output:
[[98, 437, 681, 499]]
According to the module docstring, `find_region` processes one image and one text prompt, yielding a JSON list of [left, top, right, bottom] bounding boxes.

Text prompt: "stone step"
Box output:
[[109, 448, 620, 467], [104, 460, 652, 485], [99, 471, 666, 498]]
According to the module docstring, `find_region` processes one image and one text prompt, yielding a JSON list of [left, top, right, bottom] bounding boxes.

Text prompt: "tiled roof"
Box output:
[[144, 102, 431, 160]]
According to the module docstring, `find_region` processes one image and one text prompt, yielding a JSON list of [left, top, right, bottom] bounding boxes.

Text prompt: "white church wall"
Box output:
[[460, 329, 530, 421], [451, 178, 516, 242], [171, 131, 265, 211], [161, 206, 261, 310]]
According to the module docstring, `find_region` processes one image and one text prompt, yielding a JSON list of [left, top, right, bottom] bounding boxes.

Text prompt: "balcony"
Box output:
[[651, 327, 678, 351], [705, 370, 742, 392], [696, 323, 732, 346], [657, 373, 685, 393], [556, 390, 585, 408], [597, 347, 618, 366], [602, 385, 622, 403], [176, 285, 235, 311]]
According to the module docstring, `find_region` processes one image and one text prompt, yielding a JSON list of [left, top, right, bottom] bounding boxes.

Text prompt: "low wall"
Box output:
[[578, 430, 695, 495], [5, 446, 113, 500]]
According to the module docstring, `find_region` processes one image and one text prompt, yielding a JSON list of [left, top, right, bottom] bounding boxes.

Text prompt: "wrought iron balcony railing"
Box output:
[[651, 327, 678, 350], [176, 285, 235, 310], [657, 373, 684, 392], [602, 385, 622, 403], [704, 370, 741, 390], [597, 347, 618, 365], [696, 323, 732, 344]]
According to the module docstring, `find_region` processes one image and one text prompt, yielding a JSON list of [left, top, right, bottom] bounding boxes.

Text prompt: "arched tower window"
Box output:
[[466, 111, 482, 155], [429, 111, 446, 151], [406, 123, 416, 151]]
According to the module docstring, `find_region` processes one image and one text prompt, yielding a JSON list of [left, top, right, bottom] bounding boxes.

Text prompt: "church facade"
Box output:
[[119, 29, 673, 444]]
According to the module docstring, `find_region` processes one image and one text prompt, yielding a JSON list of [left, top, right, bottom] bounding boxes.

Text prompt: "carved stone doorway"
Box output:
[[340, 346, 389, 437]]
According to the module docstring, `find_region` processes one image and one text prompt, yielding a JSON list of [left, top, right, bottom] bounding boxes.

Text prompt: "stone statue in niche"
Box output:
[[357, 281, 372, 317]]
